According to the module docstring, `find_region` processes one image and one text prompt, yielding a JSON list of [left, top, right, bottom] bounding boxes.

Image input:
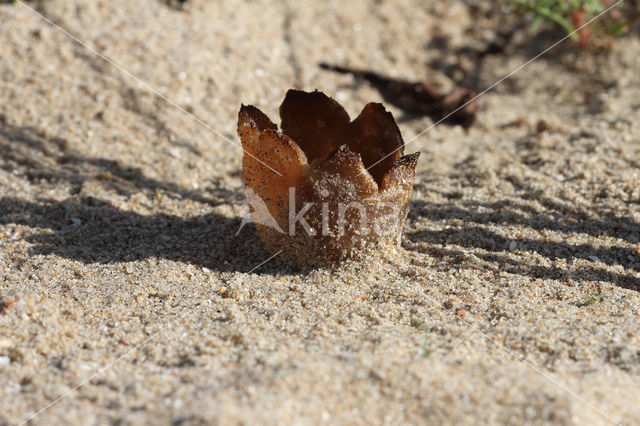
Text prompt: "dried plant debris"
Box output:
[[166, 0, 192, 10], [319, 63, 478, 128], [237, 90, 420, 265]]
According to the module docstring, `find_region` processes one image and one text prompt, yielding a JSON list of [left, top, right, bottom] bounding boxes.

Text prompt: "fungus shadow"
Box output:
[[0, 119, 283, 274]]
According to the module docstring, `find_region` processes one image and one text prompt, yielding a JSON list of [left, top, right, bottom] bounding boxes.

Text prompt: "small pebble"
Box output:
[[0, 356, 10, 366], [536, 119, 549, 133]]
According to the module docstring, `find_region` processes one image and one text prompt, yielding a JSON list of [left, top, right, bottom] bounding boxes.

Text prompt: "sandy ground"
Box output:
[[1, 0, 640, 424]]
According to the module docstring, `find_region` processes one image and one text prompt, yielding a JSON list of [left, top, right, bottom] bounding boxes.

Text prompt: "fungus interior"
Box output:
[[279, 89, 404, 186]]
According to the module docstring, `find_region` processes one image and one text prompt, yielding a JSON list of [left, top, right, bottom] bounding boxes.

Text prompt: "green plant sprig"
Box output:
[[513, 0, 626, 45]]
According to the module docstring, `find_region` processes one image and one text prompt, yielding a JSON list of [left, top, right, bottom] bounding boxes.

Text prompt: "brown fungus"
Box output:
[[237, 89, 420, 265]]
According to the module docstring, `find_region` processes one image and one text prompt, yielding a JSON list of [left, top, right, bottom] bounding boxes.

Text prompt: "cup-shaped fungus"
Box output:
[[237, 89, 420, 265]]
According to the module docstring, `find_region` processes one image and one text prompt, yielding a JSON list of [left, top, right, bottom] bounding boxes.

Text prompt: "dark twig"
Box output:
[[319, 63, 478, 128]]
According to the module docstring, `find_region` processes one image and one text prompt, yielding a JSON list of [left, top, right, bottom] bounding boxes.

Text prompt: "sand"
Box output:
[[1, 0, 639, 424]]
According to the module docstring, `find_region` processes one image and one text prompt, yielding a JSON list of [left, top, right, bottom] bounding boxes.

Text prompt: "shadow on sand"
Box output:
[[405, 183, 640, 292], [2, 117, 639, 287], [0, 118, 285, 274]]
